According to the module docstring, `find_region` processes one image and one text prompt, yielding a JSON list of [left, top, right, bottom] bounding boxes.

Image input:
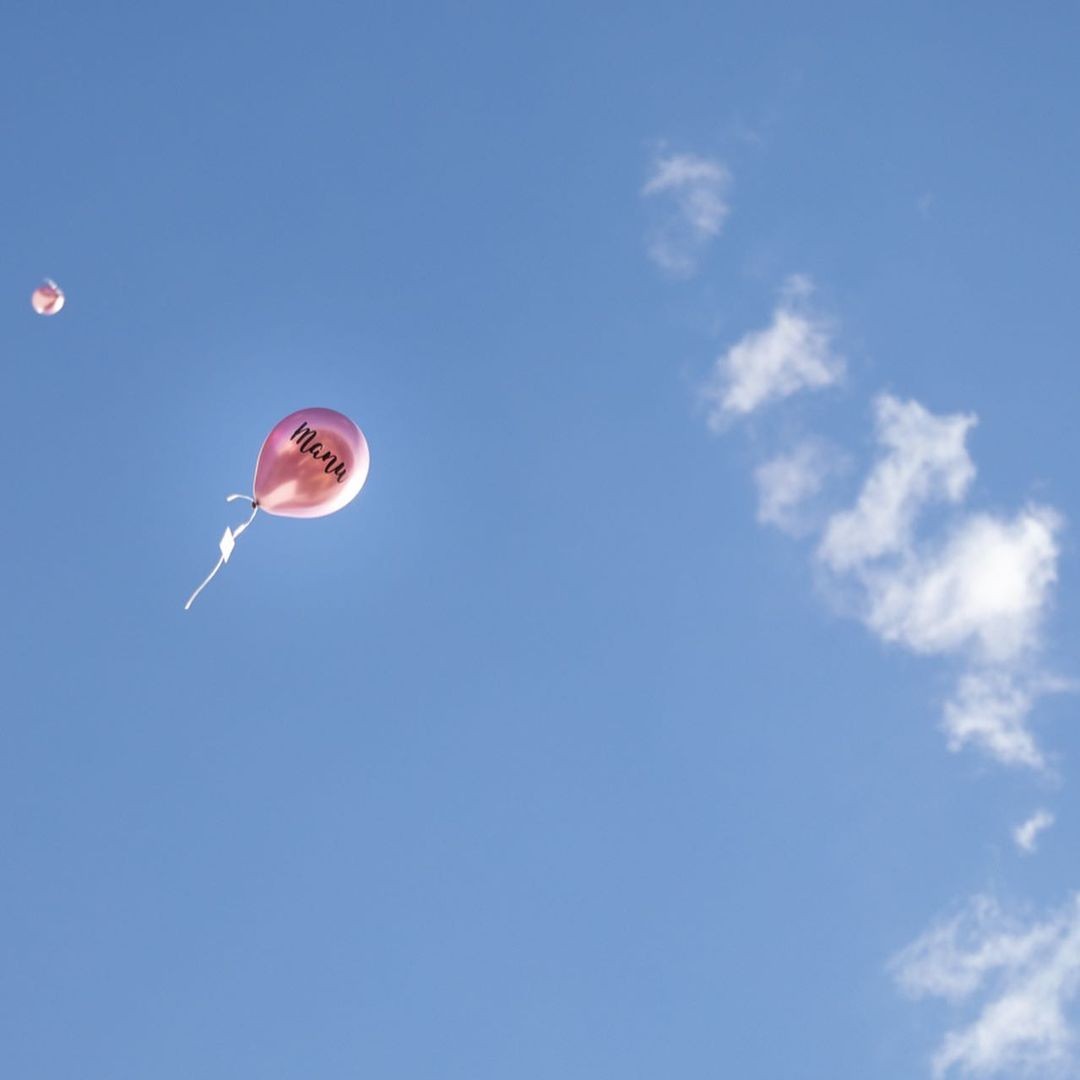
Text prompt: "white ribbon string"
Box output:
[[184, 495, 259, 610]]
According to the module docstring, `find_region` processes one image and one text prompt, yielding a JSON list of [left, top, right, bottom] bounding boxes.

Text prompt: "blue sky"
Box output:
[[3, 3, 1080, 1076]]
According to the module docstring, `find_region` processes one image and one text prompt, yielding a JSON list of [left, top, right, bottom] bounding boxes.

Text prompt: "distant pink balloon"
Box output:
[[31, 279, 64, 316], [253, 407, 370, 518]]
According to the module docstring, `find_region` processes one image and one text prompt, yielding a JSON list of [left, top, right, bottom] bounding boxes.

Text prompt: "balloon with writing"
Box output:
[[185, 408, 370, 609], [31, 279, 64, 316]]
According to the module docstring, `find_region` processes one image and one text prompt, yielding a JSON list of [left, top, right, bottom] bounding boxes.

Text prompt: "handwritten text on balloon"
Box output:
[[290, 421, 349, 483]]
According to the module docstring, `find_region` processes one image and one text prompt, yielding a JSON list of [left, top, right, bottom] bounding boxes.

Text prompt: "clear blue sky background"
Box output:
[[3, 3, 1079, 1077]]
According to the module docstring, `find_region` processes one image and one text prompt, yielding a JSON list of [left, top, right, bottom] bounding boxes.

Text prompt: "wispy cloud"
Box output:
[[890, 894, 1080, 1077], [641, 152, 731, 277], [815, 396, 1063, 769], [818, 396, 976, 572], [943, 672, 1058, 771], [701, 275, 844, 427], [754, 439, 842, 536], [1014, 810, 1055, 855]]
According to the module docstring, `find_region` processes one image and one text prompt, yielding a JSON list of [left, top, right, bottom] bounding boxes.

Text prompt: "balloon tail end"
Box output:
[[183, 501, 258, 610]]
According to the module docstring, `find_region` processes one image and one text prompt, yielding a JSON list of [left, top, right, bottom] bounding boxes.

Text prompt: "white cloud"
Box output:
[[814, 396, 1064, 769], [696, 290, 1065, 767], [701, 276, 844, 426], [641, 152, 731, 277], [819, 396, 976, 572], [863, 508, 1061, 664], [943, 672, 1049, 770], [891, 894, 1080, 1077], [754, 440, 839, 535], [1014, 810, 1055, 855], [855, 509, 1061, 770]]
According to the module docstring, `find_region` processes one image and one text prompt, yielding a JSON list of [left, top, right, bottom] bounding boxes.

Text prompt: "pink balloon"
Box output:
[[252, 407, 370, 518], [31, 279, 64, 316]]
